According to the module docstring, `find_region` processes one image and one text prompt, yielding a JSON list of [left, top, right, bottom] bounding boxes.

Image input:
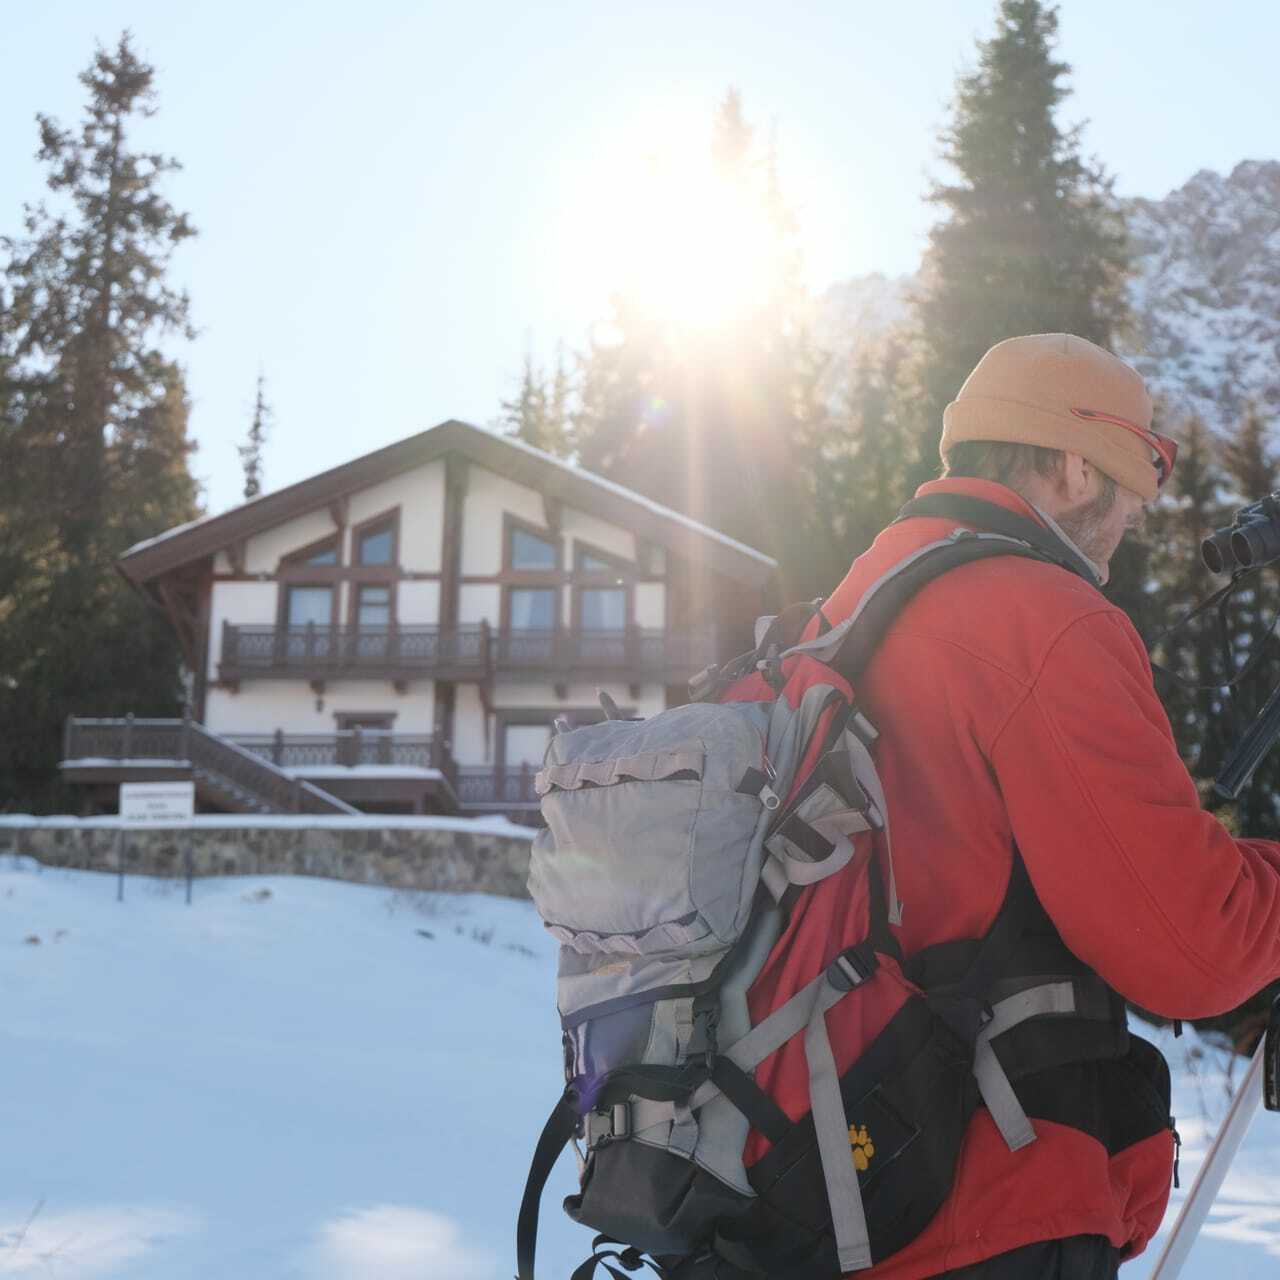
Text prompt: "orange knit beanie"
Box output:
[[940, 334, 1161, 500]]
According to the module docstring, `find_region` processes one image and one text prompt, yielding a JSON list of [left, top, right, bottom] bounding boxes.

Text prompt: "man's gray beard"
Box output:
[[1056, 485, 1118, 569]]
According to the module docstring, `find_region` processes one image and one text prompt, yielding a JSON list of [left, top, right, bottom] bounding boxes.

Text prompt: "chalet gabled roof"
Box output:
[[119, 419, 778, 588]]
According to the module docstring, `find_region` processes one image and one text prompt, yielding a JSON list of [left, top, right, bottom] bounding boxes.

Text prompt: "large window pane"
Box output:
[[580, 588, 626, 631], [359, 526, 394, 565], [510, 527, 557, 569], [307, 544, 338, 566], [509, 588, 556, 630], [287, 586, 333, 626], [357, 585, 391, 627], [580, 552, 613, 573]]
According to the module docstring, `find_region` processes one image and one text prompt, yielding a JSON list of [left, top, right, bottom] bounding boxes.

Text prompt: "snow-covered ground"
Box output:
[[2, 855, 1278, 1278]]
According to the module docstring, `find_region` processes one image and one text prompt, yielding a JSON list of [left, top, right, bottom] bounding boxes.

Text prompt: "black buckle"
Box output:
[[827, 944, 878, 991]]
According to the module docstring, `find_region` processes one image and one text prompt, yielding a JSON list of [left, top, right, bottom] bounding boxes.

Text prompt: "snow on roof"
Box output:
[[121, 420, 777, 569], [493, 427, 777, 568]]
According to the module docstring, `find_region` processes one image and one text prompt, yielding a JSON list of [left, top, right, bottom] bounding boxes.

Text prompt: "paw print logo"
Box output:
[[849, 1124, 875, 1172]]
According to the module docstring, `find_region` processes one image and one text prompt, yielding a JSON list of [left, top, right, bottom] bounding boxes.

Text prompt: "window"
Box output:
[[580, 587, 626, 631], [580, 551, 613, 573], [510, 527, 557, 570], [358, 524, 394, 566], [356, 585, 391, 628], [509, 588, 556, 630], [306, 544, 339, 566], [286, 586, 333, 626]]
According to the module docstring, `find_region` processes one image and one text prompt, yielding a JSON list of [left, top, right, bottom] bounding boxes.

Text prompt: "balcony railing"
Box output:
[[61, 717, 357, 815], [231, 731, 437, 770], [219, 623, 724, 683], [454, 765, 541, 810]]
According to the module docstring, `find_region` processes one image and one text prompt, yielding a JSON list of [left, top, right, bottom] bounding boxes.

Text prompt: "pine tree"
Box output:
[[908, 0, 1129, 491], [1144, 415, 1232, 780], [1215, 404, 1280, 838], [239, 372, 270, 500], [0, 34, 200, 810], [501, 346, 572, 456]]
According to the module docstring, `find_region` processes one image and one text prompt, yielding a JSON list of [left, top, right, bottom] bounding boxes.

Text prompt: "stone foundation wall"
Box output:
[[0, 819, 534, 899]]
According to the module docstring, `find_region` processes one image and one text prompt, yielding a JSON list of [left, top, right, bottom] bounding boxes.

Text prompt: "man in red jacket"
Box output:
[[816, 334, 1280, 1278]]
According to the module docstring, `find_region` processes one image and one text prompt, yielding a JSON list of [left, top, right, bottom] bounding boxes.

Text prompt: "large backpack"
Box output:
[[517, 515, 1129, 1280]]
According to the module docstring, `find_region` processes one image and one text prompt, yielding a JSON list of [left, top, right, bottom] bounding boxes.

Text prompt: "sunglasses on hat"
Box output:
[[1070, 407, 1178, 487]]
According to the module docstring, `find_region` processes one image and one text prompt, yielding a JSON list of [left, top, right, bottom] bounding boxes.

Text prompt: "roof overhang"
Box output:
[[119, 420, 777, 590]]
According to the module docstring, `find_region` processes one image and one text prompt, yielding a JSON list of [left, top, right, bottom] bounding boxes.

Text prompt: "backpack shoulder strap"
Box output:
[[896, 493, 1100, 585], [785, 531, 1055, 685]]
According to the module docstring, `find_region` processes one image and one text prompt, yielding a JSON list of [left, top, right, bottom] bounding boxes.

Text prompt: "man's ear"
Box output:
[[1060, 451, 1092, 503]]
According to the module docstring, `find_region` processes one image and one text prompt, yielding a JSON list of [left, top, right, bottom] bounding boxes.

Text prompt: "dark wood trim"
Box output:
[[543, 494, 562, 536], [351, 504, 401, 567], [276, 581, 340, 630], [195, 564, 212, 722], [279, 530, 342, 571], [502, 511, 562, 573], [213, 568, 440, 584], [347, 580, 398, 628], [499, 583, 561, 634], [435, 682, 457, 767], [345, 506, 401, 628], [570, 539, 635, 633], [439, 455, 467, 631], [458, 571, 663, 586], [501, 512, 563, 635], [118, 419, 776, 591], [333, 709, 398, 729]]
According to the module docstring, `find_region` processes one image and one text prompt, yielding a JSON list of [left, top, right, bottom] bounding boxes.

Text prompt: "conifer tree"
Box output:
[[501, 345, 573, 456], [239, 372, 270, 500], [1144, 415, 1232, 780], [0, 34, 200, 810], [908, 0, 1129, 492], [1215, 404, 1280, 838]]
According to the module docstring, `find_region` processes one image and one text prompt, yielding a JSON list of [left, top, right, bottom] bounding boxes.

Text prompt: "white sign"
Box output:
[[119, 781, 195, 827]]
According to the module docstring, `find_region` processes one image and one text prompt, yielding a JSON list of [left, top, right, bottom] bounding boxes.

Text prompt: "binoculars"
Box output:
[[1202, 494, 1280, 574]]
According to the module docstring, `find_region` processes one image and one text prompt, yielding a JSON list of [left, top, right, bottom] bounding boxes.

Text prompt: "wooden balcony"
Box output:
[[230, 730, 438, 770], [218, 622, 724, 685]]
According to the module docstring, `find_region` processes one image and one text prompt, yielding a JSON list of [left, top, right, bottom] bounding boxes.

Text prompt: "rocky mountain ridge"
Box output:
[[818, 159, 1280, 437]]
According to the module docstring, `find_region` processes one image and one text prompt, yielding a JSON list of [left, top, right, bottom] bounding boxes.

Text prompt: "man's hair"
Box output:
[[942, 439, 1118, 506], [941, 440, 1062, 486]]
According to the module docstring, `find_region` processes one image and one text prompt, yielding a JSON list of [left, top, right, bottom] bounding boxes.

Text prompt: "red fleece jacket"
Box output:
[[814, 478, 1280, 1278]]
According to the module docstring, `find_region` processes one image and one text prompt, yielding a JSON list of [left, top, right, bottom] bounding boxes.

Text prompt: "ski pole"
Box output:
[[1150, 1002, 1280, 1280]]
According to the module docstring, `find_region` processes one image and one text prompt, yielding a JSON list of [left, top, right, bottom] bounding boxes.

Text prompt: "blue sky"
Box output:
[[5, 1, 1278, 516]]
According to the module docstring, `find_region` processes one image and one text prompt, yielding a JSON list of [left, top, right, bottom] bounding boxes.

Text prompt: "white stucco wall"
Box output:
[[460, 466, 546, 574], [208, 582, 278, 682], [397, 581, 440, 626], [346, 461, 444, 572], [452, 685, 490, 764], [563, 507, 636, 563], [450, 682, 665, 766], [458, 584, 501, 626], [244, 509, 338, 574], [205, 680, 436, 737], [634, 583, 665, 629]]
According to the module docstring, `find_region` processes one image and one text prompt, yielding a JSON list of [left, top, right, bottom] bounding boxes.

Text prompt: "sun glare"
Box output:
[[569, 106, 791, 338]]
